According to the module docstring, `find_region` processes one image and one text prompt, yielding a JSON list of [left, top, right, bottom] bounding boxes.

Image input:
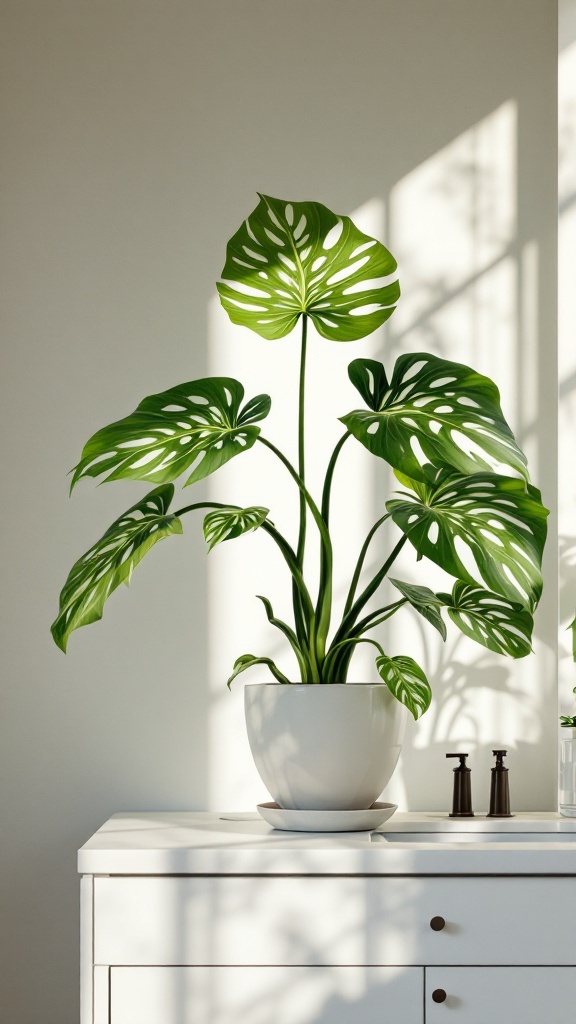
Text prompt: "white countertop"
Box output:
[[78, 811, 576, 876]]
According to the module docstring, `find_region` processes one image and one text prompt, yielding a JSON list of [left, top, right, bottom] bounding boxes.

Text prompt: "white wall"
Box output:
[[0, 2, 558, 1021]]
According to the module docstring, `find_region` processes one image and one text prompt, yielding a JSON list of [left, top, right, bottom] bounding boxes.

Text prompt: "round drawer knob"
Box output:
[[430, 915, 446, 931], [432, 988, 447, 1004]]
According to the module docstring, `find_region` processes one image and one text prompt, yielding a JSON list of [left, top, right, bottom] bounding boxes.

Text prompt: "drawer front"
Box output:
[[426, 967, 576, 1023], [94, 875, 576, 967], [110, 966, 423, 1024]]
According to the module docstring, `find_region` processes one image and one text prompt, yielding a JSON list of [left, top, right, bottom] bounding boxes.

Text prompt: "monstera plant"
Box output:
[[52, 194, 548, 722]]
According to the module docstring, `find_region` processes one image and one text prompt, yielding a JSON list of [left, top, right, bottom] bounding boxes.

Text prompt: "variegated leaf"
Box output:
[[341, 353, 528, 482], [203, 506, 269, 552], [389, 578, 447, 641], [217, 194, 399, 341], [438, 581, 533, 658], [71, 378, 270, 490], [51, 485, 182, 651], [376, 654, 432, 720], [387, 472, 548, 611]]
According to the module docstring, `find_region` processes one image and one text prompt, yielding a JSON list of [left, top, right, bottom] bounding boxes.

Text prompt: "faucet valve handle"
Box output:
[[446, 752, 470, 769]]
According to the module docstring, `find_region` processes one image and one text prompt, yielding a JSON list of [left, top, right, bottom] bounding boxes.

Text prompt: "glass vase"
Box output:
[[559, 729, 576, 817]]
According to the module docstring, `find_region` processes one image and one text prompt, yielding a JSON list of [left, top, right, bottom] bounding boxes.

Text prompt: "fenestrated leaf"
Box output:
[[51, 485, 182, 652], [437, 581, 533, 658], [341, 352, 529, 482], [70, 378, 271, 490], [227, 653, 290, 688], [376, 654, 432, 720], [217, 194, 399, 342], [387, 471, 548, 611], [389, 577, 447, 641], [203, 506, 270, 552]]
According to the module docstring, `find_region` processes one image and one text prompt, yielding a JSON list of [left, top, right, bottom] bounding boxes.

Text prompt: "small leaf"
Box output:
[[227, 654, 290, 688], [387, 471, 548, 611], [342, 352, 529, 482], [218, 194, 399, 341], [71, 378, 270, 490], [389, 578, 447, 641], [438, 581, 533, 658], [51, 485, 182, 651], [203, 506, 269, 552], [376, 654, 432, 720]]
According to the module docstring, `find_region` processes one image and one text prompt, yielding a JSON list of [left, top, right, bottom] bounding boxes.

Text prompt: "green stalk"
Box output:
[[331, 534, 407, 654], [321, 431, 350, 525], [257, 435, 333, 671], [325, 602, 405, 683], [343, 513, 390, 616], [292, 314, 309, 654], [323, 635, 385, 679], [297, 314, 308, 566], [353, 598, 407, 635]]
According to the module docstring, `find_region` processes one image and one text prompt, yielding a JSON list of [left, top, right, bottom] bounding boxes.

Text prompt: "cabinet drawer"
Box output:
[[426, 967, 576, 1023], [94, 875, 576, 967], [109, 966, 423, 1024]]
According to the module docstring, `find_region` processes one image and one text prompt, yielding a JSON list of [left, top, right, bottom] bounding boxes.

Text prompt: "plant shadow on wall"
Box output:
[[51, 194, 548, 794]]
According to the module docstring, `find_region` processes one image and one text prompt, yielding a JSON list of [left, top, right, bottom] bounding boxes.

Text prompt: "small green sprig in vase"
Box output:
[[559, 618, 576, 816]]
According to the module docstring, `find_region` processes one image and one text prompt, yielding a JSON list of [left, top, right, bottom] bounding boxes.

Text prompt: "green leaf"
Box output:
[[341, 352, 529, 482], [227, 654, 290, 688], [387, 471, 548, 611], [389, 578, 447, 641], [203, 506, 269, 552], [437, 581, 533, 658], [71, 378, 271, 490], [376, 654, 432, 720], [217, 194, 399, 342], [51, 485, 182, 652]]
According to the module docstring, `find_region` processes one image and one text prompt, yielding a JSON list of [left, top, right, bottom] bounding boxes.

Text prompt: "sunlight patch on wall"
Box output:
[[559, 40, 576, 716], [381, 101, 552, 810], [390, 101, 517, 347]]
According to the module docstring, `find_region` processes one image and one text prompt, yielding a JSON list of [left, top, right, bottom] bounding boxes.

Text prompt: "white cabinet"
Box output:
[[426, 968, 576, 1023], [79, 813, 576, 1024], [108, 966, 423, 1024]]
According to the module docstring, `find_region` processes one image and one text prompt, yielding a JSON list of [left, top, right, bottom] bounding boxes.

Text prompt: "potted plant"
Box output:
[[52, 195, 548, 814]]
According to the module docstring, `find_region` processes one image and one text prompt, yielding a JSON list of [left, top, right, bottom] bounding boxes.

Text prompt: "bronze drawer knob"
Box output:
[[432, 988, 447, 1003], [430, 915, 446, 931]]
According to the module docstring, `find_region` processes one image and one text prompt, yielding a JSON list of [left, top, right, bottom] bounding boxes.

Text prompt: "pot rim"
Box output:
[[244, 681, 390, 688]]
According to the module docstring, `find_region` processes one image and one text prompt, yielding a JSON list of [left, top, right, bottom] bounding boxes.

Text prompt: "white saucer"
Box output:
[[256, 801, 397, 833]]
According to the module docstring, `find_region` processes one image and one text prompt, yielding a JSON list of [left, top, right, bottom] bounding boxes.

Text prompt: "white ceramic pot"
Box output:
[[244, 683, 407, 811]]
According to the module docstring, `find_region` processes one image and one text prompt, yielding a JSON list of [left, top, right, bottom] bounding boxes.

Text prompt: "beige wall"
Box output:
[[0, 2, 558, 1021]]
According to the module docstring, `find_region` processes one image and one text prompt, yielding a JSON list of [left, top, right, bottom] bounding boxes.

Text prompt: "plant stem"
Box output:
[[331, 533, 407, 652], [297, 314, 308, 567], [257, 434, 333, 671], [343, 513, 390, 616], [321, 431, 350, 525], [353, 598, 407, 635], [323, 635, 385, 679]]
